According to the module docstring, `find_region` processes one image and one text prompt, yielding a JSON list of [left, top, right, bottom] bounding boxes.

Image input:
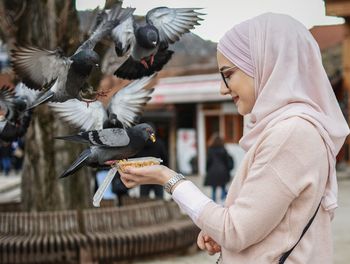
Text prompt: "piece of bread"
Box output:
[[117, 157, 163, 173]]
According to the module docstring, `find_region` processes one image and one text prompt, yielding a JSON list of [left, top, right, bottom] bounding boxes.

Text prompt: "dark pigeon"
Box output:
[[0, 116, 31, 142], [49, 74, 155, 131], [111, 7, 205, 80], [11, 3, 135, 109], [59, 123, 156, 178]]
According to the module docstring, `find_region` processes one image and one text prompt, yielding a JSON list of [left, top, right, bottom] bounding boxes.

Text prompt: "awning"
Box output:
[[149, 74, 231, 104]]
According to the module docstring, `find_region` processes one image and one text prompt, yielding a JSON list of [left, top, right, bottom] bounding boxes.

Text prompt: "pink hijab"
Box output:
[[218, 13, 349, 213]]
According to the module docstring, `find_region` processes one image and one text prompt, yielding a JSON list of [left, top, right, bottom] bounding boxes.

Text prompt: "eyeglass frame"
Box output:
[[220, 66, 238, 89]]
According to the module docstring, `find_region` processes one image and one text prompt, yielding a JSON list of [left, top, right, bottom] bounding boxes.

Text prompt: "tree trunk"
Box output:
[[1, 0, 92, 211]]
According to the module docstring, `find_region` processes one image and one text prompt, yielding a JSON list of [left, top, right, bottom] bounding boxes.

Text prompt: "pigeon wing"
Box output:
[[87, 8, 107, 36], [49, 99, 107, 131], [83, 128, 130, 147], [146, 7, 204, 44], [76, 4, 135, 53], [11, 46, 71, 91], [111, 15, 135, 57], [108, 75, 155, 127], [14, 82, 40, 107]]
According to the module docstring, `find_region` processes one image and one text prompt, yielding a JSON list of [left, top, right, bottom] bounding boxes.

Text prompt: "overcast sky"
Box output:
[[76, 0, 344, 42]]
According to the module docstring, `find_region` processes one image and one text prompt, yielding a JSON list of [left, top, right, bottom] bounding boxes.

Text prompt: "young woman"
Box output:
[[119, 13, 349, 263]]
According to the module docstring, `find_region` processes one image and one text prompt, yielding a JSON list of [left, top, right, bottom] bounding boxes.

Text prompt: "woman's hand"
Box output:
[[119, 165, 177, 188], [197, 231, 221, 255]]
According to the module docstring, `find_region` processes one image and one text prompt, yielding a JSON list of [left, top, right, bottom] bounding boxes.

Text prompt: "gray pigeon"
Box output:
[[111, 7, 205, 80], [0, 83, 37, 141], [59, 123, 156, 178], [11, 3, 135, 109], [49, 74, 155, 131]]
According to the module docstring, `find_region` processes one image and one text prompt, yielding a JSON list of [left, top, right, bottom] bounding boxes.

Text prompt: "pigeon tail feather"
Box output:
[[55, 134, 89, 144], [59, 148, 91, 178], [115, 50, 173, 80], [26, 90, 54, 110]]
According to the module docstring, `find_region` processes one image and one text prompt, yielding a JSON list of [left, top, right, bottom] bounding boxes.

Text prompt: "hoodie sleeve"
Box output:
[[173, 118, 328, 252], [172, 180, 212, 221]]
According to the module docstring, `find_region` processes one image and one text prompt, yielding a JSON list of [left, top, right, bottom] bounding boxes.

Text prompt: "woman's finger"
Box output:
[[124, 165, 162, 176], [209, 240, 221, 253], [120, 173, 135, 182], [212, 244, 221, 252], [197, 232, 206, 250], [121, 179, 136, 188], [205, 241, 215, 254], [120, 174, 138, 188], [203, 235, 211, 242]]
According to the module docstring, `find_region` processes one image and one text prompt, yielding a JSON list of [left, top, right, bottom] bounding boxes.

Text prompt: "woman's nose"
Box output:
[[220, 82, 230, 95]]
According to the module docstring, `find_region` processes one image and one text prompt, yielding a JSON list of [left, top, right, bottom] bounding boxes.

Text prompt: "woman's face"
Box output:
[[217, 51, 255, 115]]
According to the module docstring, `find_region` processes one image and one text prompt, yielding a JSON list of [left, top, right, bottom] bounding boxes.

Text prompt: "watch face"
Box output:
[[164, 174, 185, 194]]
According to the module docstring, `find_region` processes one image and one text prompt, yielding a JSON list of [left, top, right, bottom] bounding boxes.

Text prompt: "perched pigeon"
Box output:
[[0, 83, 37, 141], [11, 3, 135, 109], [49, 74, 155, 131], [111, 7, 204, 79], [59, 123, 156, 178]]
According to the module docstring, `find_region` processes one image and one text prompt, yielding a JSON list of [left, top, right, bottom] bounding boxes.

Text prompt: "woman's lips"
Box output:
[[233, 96, 239, 104]]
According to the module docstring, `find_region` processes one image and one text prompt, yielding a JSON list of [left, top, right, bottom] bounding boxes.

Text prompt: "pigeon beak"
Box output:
[[150, 133, 156, 143]]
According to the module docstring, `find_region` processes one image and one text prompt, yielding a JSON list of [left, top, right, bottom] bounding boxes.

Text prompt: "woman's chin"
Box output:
[[237, 104, 244, 115]]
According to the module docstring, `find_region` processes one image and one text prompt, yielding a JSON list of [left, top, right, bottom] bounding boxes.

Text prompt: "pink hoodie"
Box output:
[[218, 12, 349, 213]]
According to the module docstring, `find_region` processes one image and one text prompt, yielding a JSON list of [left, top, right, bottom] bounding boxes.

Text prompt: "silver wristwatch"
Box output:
[[164, 173, 186, 194]]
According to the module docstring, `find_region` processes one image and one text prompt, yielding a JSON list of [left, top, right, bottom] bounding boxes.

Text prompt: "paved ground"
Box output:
[[0, 173, 21, 202]]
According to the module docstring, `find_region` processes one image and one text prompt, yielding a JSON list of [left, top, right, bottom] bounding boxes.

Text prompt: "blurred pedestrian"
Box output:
[[0, 140, 12, 175], [204, 133, 233, 202], [12, 138, 25, 173], [111, 171, 129, 206]]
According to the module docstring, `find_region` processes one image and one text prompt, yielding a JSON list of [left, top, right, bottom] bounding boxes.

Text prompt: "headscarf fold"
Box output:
[[218, 13, 349, 213]]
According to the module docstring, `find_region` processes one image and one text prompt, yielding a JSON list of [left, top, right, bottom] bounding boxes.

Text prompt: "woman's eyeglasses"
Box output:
[[220, 66, 238, 88]]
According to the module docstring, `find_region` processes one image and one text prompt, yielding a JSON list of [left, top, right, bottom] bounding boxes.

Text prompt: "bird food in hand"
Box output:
[[117, 157, 163, 173]]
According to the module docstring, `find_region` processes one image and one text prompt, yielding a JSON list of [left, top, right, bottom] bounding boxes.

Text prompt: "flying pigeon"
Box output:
[[58, 123, 156, 178], [0, 83, 38, 141], [11, 3, 135, 109], [111, 7, 204, 80], [49, 74, 155, 131]]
